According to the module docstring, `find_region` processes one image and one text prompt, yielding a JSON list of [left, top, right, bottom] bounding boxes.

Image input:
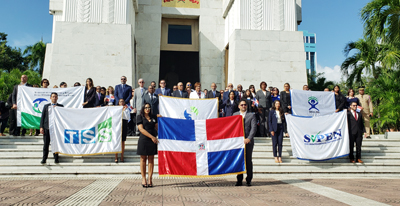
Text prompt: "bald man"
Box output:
[[11, 75, 32, 136]]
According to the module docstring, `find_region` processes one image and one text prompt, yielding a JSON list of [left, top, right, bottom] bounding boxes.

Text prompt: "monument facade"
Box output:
[[44, 0, 307, 90]]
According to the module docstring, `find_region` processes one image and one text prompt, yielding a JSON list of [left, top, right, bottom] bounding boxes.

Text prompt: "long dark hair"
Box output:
[[140, 103, 152, 117], [271, 100, 285, 120], [228, 91, 236, 100], [243, 89, 253, 99], [86, 78, 93, 89]]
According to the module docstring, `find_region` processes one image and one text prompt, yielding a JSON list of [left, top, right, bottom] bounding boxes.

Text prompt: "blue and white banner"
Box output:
[[49, 107, 122, 156], [291, 89, 336, 117], [159, 96, 218, 120], [286, 111, 350, 161]]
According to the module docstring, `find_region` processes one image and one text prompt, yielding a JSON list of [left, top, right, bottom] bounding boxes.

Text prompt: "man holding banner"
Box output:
[[11, 75, 32, 136], [40, 92, 63, 164]]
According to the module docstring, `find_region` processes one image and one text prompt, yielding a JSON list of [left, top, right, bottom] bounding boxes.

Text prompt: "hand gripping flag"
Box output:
[[158, 115, 246, 177]]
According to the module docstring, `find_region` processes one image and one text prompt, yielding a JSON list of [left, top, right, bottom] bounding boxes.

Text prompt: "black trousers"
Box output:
[[272, 124, 284, 157], [43, 129, 58, 161], [9, 109, 26, 136], [259, 108, 269, 137], [0, 118, 8, 133], [127, 113, 136, 136], [349, 132, 362, 160], [237, 142, 254, 183]]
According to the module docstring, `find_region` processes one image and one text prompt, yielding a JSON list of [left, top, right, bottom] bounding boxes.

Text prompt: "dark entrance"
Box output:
[[159, 51, 199, 90]]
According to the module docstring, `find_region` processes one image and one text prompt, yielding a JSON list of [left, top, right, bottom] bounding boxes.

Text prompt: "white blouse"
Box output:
[[275, 110, 282, 124]]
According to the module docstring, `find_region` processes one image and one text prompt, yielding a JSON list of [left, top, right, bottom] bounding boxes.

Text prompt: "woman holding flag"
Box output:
[[137, 103, 159, 188]]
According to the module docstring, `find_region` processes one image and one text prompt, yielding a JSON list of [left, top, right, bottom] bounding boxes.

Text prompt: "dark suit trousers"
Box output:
[[127, 113, 136, 135], [259, 108, 269, 137], [272, 124, 284, 157], [0, 118, 8, 133], [9, 109, 25, 136], [43, 129, 58, 161], [237, 142, 254, 183], [349, 132, 362, 160]]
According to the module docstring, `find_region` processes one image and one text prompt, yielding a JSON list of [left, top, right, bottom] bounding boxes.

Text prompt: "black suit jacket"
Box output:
[[12, 83, 33, 105], [347, 110, 365, 135], [172, 90, 189, 98], [94, 92, 105, 107], [206, 90, 221, 99], [84, 87, 97, 107], [143, 93, 159, 115], [40, 103, 64, 130]]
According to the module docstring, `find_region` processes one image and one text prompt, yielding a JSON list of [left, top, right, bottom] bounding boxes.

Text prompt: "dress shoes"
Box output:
[[350, 159, 355, 163], [235, 182, 242, 186], [40, 160, 46, 164], [246, 182, 252, 187], [357, 159, 363, 163]]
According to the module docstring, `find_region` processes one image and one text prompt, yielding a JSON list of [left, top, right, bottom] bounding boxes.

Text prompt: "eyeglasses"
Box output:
[[240, 104, 247, 106], [139, 81, 144, 83], [43, 82, 49, 84], [121, 78, 126, 80], [145, 107, 151, 109]]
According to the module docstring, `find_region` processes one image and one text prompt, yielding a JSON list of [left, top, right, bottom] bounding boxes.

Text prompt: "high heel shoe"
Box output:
[[114, 159, 118, 163]]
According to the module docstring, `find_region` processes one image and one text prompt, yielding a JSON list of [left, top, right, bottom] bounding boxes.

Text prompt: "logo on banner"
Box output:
[[304, 129, 343, 145], [64, 117, 112, 144], [184, 106, 199, 120], [198, 143, 205, 150], [32, 98, 48, 114], [308, 96, 319, 113]]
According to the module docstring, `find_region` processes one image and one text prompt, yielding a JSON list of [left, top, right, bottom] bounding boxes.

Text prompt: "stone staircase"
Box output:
[[1, 135, 400, 176]]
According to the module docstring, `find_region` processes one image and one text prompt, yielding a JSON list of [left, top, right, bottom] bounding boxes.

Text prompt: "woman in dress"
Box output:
[[105, 86, 115, 106], [268, 100, 286, 163], [115, 99, 130, 163], [137, 103, 159, 188], [346, 88, 360, 109], [83, 78, 96, 108]]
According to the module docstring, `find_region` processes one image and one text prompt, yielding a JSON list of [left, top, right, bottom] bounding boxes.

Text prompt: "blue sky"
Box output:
[[1, 0, 371, 82]]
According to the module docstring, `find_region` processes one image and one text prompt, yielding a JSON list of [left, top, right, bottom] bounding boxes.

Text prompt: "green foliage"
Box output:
[[0, 32, 29, 72], [23, 40, 46, 75], [367, 69, 400, 130], [307, 71, 335, 91], [0, 69, 41, 101]]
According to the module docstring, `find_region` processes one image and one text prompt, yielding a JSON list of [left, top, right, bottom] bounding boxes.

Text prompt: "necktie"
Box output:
[[162, 88, 165, 95], [239, 92, 241, 99], [354, 111, 357, 121], [180, 91, 182, 96], [141, 88, 143, 94], [98, 93, 100, 100], [213, 91, 215, 97]]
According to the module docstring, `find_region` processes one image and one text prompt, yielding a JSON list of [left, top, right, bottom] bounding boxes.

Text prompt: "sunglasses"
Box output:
[[139, 81, 144, 83], [240, 104, 247, 106], [121, 78, 126, 80], [187, 84, 191, 86]]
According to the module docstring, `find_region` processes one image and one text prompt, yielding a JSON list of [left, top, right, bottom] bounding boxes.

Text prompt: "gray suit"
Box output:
[[132, 87, 147, 134], [255, 90, 272, 136], [233, 111, 257, 184]]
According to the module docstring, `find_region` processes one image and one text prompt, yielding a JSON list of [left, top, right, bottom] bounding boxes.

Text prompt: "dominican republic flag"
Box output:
[[158, 115, 246, 177]]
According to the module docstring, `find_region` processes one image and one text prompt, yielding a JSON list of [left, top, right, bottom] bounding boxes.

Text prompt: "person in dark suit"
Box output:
[[172, 82, 188, 98], [83, 78, 96, 108], [236, 84, 244, 100], [115, 76, 133, 105], [334, 85, 346, 112], [11, 74, 33, 136], [0, 99, 10, 136], [255, 81, 272, 137], [40, 92, 63, 164], [268, 100, 286, 163], [154, 79, 171, 96], [223, 83, 238, 102], [233, 100, 257, 186], [348, 101, 365, 163], [143, 86, 159, 115], [206, 82, 221, 99], [222, 91, 239, 117], [95, 86, 105, 107]]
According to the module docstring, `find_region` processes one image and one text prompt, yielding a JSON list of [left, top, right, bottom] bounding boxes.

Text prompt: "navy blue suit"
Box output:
[[154, 87, 171, 96], [115, 84, 132, 105], [223, 90, 239, 103], [268, 110, 286, 157], [222, 99, 239, 117]]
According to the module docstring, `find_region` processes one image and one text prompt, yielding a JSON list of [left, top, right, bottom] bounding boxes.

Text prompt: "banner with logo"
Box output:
[[291, 89, 336, 117], [17, 86, 85, 129], [159, 96, 218, 120], [49, 106, 122, 156], [286, 111, 349, 161]]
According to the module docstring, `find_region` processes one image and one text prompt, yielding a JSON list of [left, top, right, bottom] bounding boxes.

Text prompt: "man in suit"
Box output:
[[233, 100, 257, 186], [154, 79, 171, 96], [223, 83, 238, 102], [355, 87, 373, 138], [95, 86, 105, 107], [144, 85, 159, 115], [115, 76, 132, 105], [237, 84, 244, 100], [40, 92, 63, 164], [132, 78, 147, 135], [11, 74, 33, 136], [206, 83, 221, 100], [255, 81, 272, 137], [348, 101, 365, 163], [172, 82, 189, 98]]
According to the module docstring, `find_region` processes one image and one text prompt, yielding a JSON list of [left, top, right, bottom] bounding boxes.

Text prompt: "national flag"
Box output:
[[158, 115, 246, 177]]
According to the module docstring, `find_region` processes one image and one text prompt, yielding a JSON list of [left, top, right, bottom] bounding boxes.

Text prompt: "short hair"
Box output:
[[138, 78, 144, 83], [350, 101, 357, 105], [303, 85, 308, 88], [159, 79, 166, 83], [177, 82, 183, 86], [151, 81, 156, 84], [194, 82, 201, 88], [260, 81, 267, 88], [60, 82, 66, 87], [74, 82, 81, 86], [41, 79, 49, 86], [284, 83, 290, 87], [121, 76, 127, 79], [101, 87, 106, 91], [50, 92, 58, 97]]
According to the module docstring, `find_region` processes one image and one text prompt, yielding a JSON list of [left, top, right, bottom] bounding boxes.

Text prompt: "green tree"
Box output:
[[307, 72, 335, 91], [0, 69, 41, 101], [0, 32, 29, 72], [23, 40, 46, 75]]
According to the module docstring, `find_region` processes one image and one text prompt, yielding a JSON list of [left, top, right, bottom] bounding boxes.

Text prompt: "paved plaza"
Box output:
[[0, 176, 399, 206]]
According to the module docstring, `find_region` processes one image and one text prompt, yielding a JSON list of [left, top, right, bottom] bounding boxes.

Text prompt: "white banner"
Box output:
[[17, 86, 85, 128], [286, 111, 350, 161], [49, 106, 122, 156], [159, 96, 218, 120], [291, 89, 336, 117]]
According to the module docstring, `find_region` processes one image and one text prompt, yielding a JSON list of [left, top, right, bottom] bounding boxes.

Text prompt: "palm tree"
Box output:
[[23, 40, 46, 76], [341, 39, 381, 87], [307, 72, 334, 91], [362, 0, 400, 44]]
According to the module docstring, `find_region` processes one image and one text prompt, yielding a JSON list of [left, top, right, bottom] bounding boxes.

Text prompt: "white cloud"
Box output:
[[316, 64, 344, 83]]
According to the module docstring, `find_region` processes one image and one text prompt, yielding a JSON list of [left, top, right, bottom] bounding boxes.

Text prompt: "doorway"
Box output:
[[159, 51, 199, 90]]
